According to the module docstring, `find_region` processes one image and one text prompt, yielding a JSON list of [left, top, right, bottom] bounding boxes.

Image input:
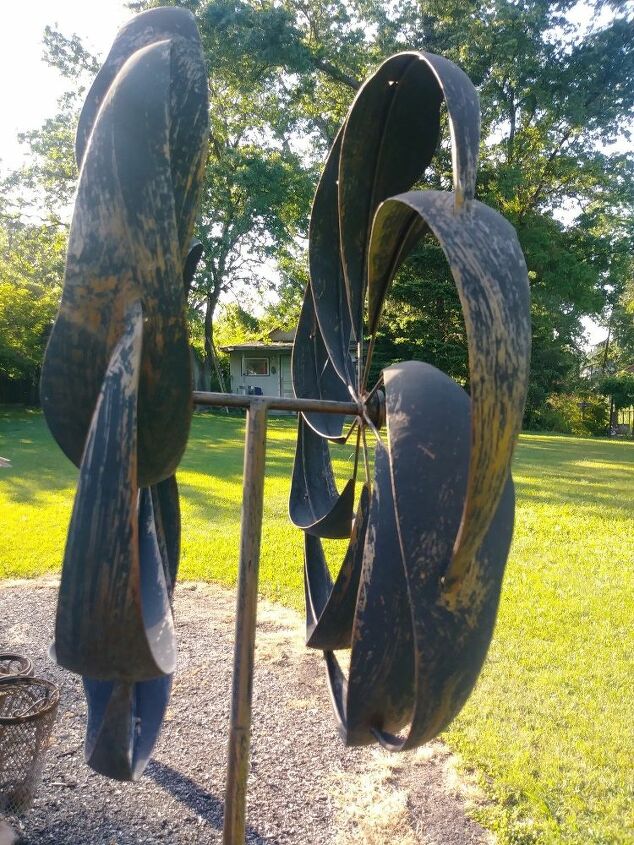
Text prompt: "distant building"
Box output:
[[221, 328, 295, 399]]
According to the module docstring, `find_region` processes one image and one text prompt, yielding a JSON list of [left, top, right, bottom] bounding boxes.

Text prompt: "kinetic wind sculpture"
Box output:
[[40, 6, 530, 843]]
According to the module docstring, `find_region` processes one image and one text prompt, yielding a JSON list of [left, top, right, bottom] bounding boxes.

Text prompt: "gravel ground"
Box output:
[[0, 579, 492, 845]]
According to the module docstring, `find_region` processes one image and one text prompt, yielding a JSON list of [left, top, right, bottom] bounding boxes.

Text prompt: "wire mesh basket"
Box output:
[[0, 677, 59, 815], [0, 654, 34, 680]]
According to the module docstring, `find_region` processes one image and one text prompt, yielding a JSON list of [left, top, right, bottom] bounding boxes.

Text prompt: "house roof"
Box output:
[[268, 328, 296, 342], [221, 342, 294, 353]]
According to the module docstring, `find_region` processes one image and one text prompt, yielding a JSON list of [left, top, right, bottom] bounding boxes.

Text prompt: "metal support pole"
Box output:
[[223, 399, 269, 845], [208, 387, 371, 842]]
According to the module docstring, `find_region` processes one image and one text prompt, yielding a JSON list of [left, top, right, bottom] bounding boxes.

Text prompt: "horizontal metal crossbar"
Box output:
[[192, 391, 361, 416]]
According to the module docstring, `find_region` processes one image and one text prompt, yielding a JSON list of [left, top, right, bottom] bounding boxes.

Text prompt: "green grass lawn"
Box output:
[[1, 406, 632, 844]]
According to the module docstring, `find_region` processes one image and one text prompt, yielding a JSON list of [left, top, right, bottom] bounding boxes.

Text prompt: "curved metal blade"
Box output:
[[183, 239, 204, 297], [76, 13, 209, 270], [376, 360, 514, 749], [343, 442, 415, 745], [137, 487, 177, 670], [304, 484, 370, 649], [289, 417, 355, 539], [54, 303, 176, 681], [309, 130, 356, 388], [151, 474, 181, 593], [76, 6, 203, 172], [292, 285, 352, 441], [41, 31, 208, 486], [418, 52, 481, 211], [80, 478, 181, 782], [319, 363, 516, 750], [368, 192, 530, 593], [83, 674, 172, 781], [361, 50, 480, 337], [338, 52, 444, 339]]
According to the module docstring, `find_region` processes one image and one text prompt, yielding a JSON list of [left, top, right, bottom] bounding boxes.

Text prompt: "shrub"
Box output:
[[539, 393, 608, 436]]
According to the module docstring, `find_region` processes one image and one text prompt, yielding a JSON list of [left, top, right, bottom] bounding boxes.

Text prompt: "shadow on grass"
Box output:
[[180, 413, 356, 522], [513, 435, 633, 516], [0, 409, 78, 504], [2, 408, 632, 521]]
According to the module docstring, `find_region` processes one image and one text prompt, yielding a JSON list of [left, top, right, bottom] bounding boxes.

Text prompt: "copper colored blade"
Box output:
[[369, 193, 530, 590], [338, 52, 443, 339]]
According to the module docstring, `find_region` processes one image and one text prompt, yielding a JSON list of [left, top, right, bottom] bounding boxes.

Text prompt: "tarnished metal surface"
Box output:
[[42, 10, 530, 835], [289, 418, 356, 538], [223, 401, 269, 845], [41, 7, 208, 781], [41, 8, 208, 485], [291, 51, 531, 748]]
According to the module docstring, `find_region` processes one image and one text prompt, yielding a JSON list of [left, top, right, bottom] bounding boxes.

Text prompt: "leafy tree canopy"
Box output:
[[135, 0, 633, 415], [0, 214, 66, 384], [2, 0, 633, 424]]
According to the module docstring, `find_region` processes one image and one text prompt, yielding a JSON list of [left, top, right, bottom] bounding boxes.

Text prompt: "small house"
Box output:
[[221, 329, 295, 399]]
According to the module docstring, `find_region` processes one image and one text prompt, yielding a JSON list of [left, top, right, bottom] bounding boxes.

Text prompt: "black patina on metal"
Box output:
[[41, 6, 208, 782], [41, 8, 530, 844], [290, 50, 530, 750]]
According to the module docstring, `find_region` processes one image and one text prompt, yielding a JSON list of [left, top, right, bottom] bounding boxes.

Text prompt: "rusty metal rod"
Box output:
[[223, 399, 269, 845], [216, 387, 370, 841], [193, 390, 360, 416]]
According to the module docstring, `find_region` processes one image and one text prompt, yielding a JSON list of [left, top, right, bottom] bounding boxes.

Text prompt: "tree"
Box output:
[[603, 269, 634, 374], [0, 29, 89, 400], [0, 25, 97, 225], [368, 238, 468, 385], [0, 214, 66, 399], [214, 302, 262, 349], [187, 101, 312, 388], [4, 1, 633, 422], [599, 374, 634, 430], [600, 374, 634, 408], [156, 0, 633, 421]]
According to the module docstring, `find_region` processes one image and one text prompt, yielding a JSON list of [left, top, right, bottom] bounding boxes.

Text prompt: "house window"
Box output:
[[242, 357, 269, 376]]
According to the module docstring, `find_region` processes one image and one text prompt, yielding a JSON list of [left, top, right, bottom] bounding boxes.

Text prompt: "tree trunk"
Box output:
[[601, 314, 612, 374], [507, 88, 516, 164], [204, 294, 227, 394]]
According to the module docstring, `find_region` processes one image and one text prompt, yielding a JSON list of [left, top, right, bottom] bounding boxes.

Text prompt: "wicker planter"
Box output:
[[0, 677, 59, 815], [0, 654, 34, 680]]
